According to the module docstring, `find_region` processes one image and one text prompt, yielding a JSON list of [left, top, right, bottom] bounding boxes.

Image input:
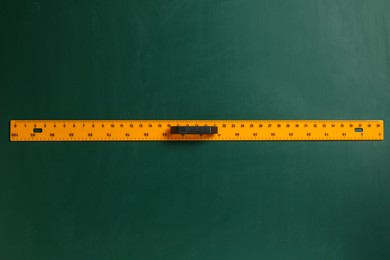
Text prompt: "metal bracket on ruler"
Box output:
[[171, 126, 218, 135]]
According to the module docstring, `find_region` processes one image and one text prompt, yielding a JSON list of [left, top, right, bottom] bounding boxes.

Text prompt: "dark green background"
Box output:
[[1, 1, 389, 259]]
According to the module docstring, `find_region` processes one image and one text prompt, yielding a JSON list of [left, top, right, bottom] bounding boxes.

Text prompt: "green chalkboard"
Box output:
[[1, 1, 389, 259]]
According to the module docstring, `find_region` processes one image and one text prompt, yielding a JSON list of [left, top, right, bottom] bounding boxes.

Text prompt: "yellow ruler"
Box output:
[[10, 120, 384, 141]]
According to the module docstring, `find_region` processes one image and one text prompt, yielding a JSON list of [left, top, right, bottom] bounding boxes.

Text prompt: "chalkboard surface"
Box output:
[[1, 1, 389, 259]]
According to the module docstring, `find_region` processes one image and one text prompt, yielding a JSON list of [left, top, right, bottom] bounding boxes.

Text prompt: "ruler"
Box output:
[[10, 120, 383, 141]]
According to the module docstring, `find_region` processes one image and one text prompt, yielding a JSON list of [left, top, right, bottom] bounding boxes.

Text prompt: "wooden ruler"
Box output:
[[10, 120, 384, 141]]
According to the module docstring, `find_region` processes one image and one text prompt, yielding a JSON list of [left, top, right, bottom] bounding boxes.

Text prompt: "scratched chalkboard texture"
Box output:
[[1, 0, 390, 259]]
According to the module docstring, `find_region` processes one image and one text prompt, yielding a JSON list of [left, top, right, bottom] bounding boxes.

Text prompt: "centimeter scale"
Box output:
[[10, 120, 384, 141]]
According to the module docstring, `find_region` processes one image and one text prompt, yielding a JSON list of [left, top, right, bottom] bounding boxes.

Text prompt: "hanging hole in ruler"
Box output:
[[354, 128, 363, 133], [33, 128, 43, 133]]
